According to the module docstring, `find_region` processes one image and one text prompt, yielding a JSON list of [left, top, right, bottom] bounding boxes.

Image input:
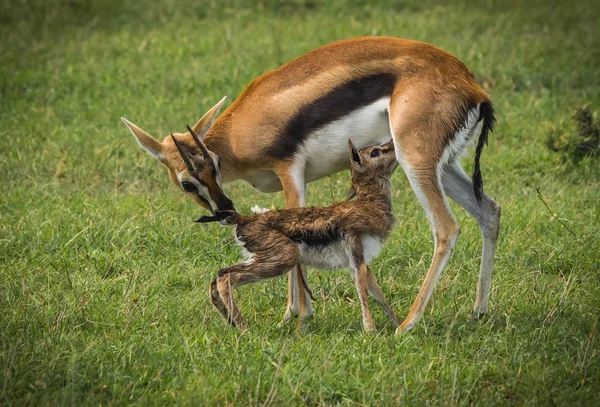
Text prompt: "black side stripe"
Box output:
[[265, 73, 397, 160]]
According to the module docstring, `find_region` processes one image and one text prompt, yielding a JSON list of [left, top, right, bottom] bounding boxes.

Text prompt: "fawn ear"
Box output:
[[191, 96, 227, 140], [121, 118, 164, 160], [348, 139, 362, 168]]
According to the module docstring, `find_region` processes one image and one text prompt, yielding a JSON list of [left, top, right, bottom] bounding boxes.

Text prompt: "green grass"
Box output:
[[1, 0, 599, 405]]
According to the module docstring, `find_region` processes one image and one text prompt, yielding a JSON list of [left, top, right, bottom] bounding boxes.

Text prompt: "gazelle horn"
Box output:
[[171, 134, 194, 172], [187, 125, 210, 160]]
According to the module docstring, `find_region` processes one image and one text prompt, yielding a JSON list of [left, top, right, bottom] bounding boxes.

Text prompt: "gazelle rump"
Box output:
[[196, 140, 400, 332], [121, 36, 500, 333]]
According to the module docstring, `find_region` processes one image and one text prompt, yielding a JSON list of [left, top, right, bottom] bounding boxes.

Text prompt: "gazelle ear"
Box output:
[[191, 96, 227, 140], [121, 118, 164, 160], [348, 139, 362, 167]]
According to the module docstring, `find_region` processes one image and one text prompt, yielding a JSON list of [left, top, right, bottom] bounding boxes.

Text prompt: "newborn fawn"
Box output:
[[194, 139, 399, 332]]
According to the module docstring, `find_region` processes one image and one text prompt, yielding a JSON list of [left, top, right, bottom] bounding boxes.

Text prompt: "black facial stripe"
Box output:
[[264, 73, 397, 160], [197, 194, 211, 209]]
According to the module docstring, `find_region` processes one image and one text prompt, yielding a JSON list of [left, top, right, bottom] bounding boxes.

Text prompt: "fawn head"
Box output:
[[346, 139, 398, 200]]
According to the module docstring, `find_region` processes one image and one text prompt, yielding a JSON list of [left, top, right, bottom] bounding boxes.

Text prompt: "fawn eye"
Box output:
[[181, 181, 197, 193], [370, 149, 381, 158]]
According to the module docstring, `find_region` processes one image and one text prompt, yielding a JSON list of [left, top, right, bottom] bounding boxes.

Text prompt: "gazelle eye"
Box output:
[[370, 149, 381, 158], [181, 181, 197, 193]]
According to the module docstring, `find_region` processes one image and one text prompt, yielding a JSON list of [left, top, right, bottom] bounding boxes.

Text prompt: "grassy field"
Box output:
[[1, 0, 599, 405]]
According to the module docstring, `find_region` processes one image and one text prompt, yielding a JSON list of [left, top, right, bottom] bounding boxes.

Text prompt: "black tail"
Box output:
[[473, 99, 496, 204]]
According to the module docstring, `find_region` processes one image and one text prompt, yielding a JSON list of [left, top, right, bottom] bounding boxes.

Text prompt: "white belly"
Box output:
[[299, 240, 349, 269], [299, 98, 392, 182], [298, 235, 384, 270], [240, 98, 392, 192], [242, 169, 282, 193]]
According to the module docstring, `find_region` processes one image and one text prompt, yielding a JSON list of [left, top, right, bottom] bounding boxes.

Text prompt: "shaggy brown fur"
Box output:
[[198, 140, 400, 332]]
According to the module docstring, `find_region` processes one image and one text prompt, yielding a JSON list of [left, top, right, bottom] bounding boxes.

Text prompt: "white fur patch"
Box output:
[[299, 241, 349, 269], [290, 159, 307, 206], [439, 104, 482, 169], [209, 152, 223, 187], [361, 235, 384, 263]]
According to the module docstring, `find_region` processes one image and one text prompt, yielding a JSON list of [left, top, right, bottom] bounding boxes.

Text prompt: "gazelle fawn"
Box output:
[[122, 37, 500, 333], [193, 139, 399, 332]]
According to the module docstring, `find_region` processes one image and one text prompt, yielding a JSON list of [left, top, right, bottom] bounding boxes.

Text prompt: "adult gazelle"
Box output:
[[122, 36, 501, 334]]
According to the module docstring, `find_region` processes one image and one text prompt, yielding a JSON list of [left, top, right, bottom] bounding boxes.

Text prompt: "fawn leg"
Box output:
[[366, 267, 400, 328], [215, 264, 258, 331], [349, 239, 377, 332], [209, 277, 233, 325], [216, 233, 299, 330], [295, 263, 310, 330]]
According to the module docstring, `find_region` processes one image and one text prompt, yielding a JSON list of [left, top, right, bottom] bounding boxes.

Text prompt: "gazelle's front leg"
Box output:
[[275, 164, 314, 325]]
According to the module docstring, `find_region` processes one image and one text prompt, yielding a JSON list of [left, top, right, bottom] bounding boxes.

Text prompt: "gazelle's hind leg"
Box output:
[[366, 267, 400, 328], [388, 95, 461, 334], [441, 161, 501, 317], [396, 164, 459, 333]]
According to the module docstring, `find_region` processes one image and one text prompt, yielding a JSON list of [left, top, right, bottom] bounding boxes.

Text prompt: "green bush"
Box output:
[[546, 106, 600, 160]]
